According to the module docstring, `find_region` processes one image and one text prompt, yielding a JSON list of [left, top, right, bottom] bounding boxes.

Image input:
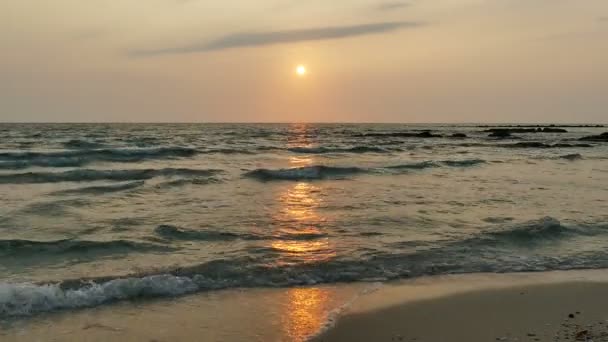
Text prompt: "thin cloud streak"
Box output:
[[132, 21, 422, 56], [375, 2, 410, 11]]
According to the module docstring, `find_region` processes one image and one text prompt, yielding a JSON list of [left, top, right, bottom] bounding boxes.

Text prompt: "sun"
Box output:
[[296, 65, 307, 76]]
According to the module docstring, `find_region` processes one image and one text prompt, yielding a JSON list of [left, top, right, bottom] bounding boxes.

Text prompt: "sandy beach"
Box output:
[[315, 271, 608, 342]]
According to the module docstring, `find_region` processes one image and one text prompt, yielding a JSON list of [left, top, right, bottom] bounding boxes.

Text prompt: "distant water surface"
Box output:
[[1, 123, 607, 317]]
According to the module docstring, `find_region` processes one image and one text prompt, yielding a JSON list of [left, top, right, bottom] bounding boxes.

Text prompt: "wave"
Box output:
[[0, 275, 199, 317], [0, 168, 221, 184], [278, 232, 329, 240], [155, 225, 328, 241], [51, 181, 146, 195], [62, 139, 105, 149], [196, 146, 391, 155], [559, 153, 583, 161], [245, 159, 486, 181], [288, 146, 389, 154], [155, 177, 223, 188], [386, 160, 484, 170], [0, 158, 88, 169], [155, 225, 263, 241], [2, 217, 608, 317], [0, 238, 173, 257], [440, 159, 486, 167], [201, 148, 257, 155], [385, 161, 440, 170], [0, 147, 198, 169], [244, 165, 367, 181], [484, 217, 573, 242]]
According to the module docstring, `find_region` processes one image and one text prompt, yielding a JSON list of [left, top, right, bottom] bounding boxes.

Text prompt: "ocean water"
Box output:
[[1, 123, 608, 319]]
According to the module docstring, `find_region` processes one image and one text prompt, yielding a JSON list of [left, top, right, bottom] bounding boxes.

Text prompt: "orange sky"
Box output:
[[1, 0, 607, 122]]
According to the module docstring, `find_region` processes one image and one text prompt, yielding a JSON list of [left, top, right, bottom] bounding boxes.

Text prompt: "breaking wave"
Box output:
[[484, 217, 575, 241], [1, 217, 608, 317], [245, 159, 486, 181], [244, 165, 367, 181]]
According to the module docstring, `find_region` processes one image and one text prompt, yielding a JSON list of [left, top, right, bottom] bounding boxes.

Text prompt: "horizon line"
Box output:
[[0, 121, 606, 125]]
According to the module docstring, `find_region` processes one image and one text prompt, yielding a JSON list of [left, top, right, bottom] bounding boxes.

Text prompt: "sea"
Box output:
[[1, 123, 607, 340]]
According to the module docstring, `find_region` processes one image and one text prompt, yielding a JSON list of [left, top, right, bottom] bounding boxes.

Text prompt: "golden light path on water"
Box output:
[[271, 182, 335, 265], [281, 287, 333, 341], [273, 124, 337, 341]]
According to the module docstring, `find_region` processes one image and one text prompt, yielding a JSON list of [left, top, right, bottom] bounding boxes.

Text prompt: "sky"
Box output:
[[1, 0, 607, 123]]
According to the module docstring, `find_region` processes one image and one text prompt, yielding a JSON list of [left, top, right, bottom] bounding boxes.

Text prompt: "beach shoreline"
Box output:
[[2, 270, 608, 341], [314, 270, 608, 342]]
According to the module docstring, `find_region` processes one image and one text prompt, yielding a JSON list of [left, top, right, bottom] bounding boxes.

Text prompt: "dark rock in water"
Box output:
[[485, 127, 568, 134], [416, 131, 443, 138], [541, 127, 568, 133], [487, 129, 525, 136], [504, 142, 592, 149], [450, 133, 467, 138], [488, 130, 513, 138], [478, 124, 603, 128], [486, 128, 536, 133], [360, 131, 443, 138], [509, 142, 550, 148], [552, 143, 593, 148], [579, 132, 608, 142]]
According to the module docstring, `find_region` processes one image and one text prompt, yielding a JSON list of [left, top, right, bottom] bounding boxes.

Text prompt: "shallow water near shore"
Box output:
[[1, 282, 374, 342], [1, 123, 608, 320], [3, 270, 608, 342]]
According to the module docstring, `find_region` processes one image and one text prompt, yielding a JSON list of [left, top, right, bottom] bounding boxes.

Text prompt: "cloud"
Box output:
[[132, 21, 421, 56], [375, 2, 410, 11]]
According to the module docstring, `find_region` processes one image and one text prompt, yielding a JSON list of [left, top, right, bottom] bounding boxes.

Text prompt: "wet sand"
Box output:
[[315, 271, 608, 342]]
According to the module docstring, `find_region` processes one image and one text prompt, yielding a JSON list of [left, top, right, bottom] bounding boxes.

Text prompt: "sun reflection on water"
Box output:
[[269, 124, 336, 265], [273, 124, 337, 341], [289, 155, 314, 168], [281, 287, 332, 342], [286, 123, 315, 148], [271, 182, 335, 265]]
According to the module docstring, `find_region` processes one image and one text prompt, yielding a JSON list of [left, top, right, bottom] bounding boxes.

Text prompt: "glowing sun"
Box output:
[[296, 65, 307, 76]]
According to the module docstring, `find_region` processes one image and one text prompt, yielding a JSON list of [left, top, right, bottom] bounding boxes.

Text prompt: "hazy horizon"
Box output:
[[2, 0, 607, 123], [1, 121, 608, 124]]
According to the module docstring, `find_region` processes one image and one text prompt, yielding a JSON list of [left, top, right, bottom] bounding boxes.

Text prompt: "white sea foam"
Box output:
[[0, 275, 198, 317]]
